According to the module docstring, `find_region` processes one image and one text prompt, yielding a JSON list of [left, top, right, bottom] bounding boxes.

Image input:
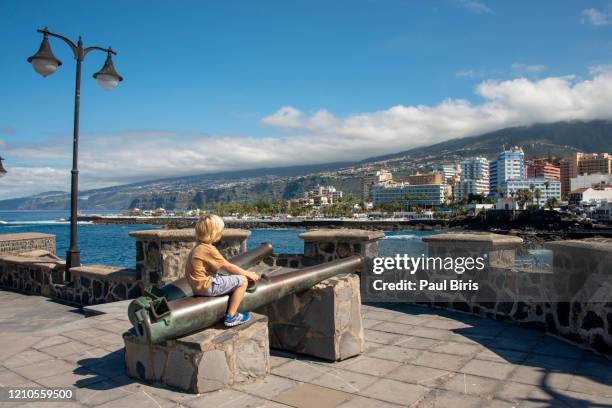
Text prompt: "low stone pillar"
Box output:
[[0, 233, 56, 256], [299, 229, 384, 265], [124, 313, 270, 393], [423, 232, 523, 269], [129, 228, 251, 286], [70, 265, 140, 305], [260, 229, 378, 361]]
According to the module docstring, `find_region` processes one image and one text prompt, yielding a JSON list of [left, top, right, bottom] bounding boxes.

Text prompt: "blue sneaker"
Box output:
[[224, 312, 251, 327]]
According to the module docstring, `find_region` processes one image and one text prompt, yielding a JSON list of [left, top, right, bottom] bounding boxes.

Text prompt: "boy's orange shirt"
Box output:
[[186, 243, 226, 293]]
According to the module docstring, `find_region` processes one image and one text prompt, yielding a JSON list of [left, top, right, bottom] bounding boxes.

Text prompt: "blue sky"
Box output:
[[1, 0, 612, 199]]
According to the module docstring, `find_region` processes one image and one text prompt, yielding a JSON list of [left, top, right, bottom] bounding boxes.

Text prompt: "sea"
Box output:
[[0, 211, 441, 268]]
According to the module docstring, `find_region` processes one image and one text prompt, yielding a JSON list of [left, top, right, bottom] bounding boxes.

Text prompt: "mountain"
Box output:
[[2, 120, 611, 211]]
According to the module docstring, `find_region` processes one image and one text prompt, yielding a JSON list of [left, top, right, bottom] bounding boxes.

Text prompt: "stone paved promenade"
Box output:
[[1, 290, 611, 408]]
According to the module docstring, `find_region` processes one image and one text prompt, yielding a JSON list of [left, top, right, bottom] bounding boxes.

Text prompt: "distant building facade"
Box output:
[[432, 163, 461, 183], [504, 179, 561, 206], [569, 186, 612, 205], [455, 157, 490, 200], [526, 159, 560, 181], [398, 172, 443, 185], [560, 153, 612, 199], [570, 174, 612, 192], [372, 183, 450, 207], [361, 170, 393, 201]]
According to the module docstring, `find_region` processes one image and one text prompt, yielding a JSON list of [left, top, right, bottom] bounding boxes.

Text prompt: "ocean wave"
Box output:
[[384, 234, 418, 240]]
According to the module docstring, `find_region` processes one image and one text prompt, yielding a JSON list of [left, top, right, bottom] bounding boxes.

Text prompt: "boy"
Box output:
[[186, 214, 259, 327]]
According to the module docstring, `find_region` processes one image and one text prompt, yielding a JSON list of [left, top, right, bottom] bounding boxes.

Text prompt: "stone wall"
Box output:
[[0, 233, 56, 256], [0, 253, 66, 299], [368, 232, 612, 356], [0, 229, 250, 306], [130, 229, 250, 286]]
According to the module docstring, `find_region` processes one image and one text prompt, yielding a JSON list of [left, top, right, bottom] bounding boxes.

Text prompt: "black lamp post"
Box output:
[[28, 27, 123, 273]]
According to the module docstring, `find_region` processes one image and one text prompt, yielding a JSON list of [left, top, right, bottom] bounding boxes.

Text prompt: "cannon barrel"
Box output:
[[129, 255, 363, 344], [159, 243, 273, 301]]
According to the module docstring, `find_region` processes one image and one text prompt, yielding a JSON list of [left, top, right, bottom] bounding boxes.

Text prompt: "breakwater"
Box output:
[[77, 215, 449, 231]]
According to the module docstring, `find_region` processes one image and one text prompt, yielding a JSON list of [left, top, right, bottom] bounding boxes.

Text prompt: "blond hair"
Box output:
[[195, 214, 225, 244]]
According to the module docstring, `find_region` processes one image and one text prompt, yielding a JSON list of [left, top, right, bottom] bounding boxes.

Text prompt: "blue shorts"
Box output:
[[200, 274, 246, 297]]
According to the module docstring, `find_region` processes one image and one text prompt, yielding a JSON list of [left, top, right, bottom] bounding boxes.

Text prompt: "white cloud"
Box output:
[[3, 70, 612, 200], [455, 0, 493, 14], [583, 6, 612, 26]]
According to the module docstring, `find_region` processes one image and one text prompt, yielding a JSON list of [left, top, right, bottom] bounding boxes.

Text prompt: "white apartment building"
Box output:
[[489, 147, 525, 195], [361, 170, 393, 201], [455, 157, 490, 199], [504, 179, 561, 206]]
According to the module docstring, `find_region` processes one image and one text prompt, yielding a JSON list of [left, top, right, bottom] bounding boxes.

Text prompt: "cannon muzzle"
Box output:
[[128, 255, 363, 344]]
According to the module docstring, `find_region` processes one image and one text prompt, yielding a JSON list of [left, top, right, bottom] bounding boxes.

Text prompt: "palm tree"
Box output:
[[534, 188, 542, 207], [529, 184, 536, 207]]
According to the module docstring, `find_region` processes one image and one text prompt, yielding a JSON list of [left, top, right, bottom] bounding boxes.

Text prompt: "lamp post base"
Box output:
[[66, 249, 81, 281]]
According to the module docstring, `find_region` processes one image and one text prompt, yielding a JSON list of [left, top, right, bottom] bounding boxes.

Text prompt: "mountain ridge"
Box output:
[[2, 120, 611, 210]]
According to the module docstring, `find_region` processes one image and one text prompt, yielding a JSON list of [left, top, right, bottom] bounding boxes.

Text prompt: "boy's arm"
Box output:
[[221, 260, 259, 282]]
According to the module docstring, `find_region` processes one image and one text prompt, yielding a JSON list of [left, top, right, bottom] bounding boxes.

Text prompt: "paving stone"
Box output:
[[72, 379, 132, 406], [63, 328, 109, 341], [429, 341, 481, 356], [36, 367, 106, 388], [342, 356, 402, 377], [234, 375, 299, 399], [269, 355, 290, 368], [405, 326, 452, 340], [271, 360, 324, 382], [575, 360, 612, 380], [273, 383, 352, 408], [474, 347, 527, 364], [414, 351, 469, 371], [560, 390, 612, 407], [0, 368, 31, 387], [95, 389, 177, 408], [387, 364, 452, 387], [3, 349, 55, 369], [494, 381, 536, 404], [531, 337, 584, 359], [508, 365, 574, 389], [439, 373, 501, 398], [393, 336, 438, 350], [567, 376, 612, 398], [336, 394, 403, 408], [523, 354, 580, 372], [40, 341, 93, 358], [459, 359, 516, 380], [359, 378, 429, 406], [309, 368, 378, 394], [366, 344, 422, 363], [489, 336, 541, 352], [372, 321, 415, 335], [12, 359, 76, 380], [363, 329, 403, 345], [418, 389, 485, 408], [62, 347, 112, 366], [32, 335, 71, 350], [423, 319, 473, 330]]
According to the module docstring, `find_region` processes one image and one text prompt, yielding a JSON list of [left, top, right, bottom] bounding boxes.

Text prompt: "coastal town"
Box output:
[[120, 147, 612, 225]]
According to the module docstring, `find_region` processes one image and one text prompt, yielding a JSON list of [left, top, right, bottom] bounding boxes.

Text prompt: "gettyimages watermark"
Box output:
[[361, 250, 609, 303]]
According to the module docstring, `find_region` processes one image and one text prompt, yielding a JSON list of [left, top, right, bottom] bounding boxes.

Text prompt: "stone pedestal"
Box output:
[[423, 232, 523, 269], [124, 313, 270, 393], [129, 228, 251, 286], [257, 274, 364, 361]]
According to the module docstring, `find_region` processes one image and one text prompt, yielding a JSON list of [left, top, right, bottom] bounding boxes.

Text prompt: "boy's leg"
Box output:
[[226, 275, 248, 316]]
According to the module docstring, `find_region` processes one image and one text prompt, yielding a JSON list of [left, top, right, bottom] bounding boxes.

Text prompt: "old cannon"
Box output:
[[128, 244, 364, 344]]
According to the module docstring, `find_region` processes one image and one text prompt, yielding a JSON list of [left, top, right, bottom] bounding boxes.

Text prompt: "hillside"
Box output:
[[2, 120, 611, 211]]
